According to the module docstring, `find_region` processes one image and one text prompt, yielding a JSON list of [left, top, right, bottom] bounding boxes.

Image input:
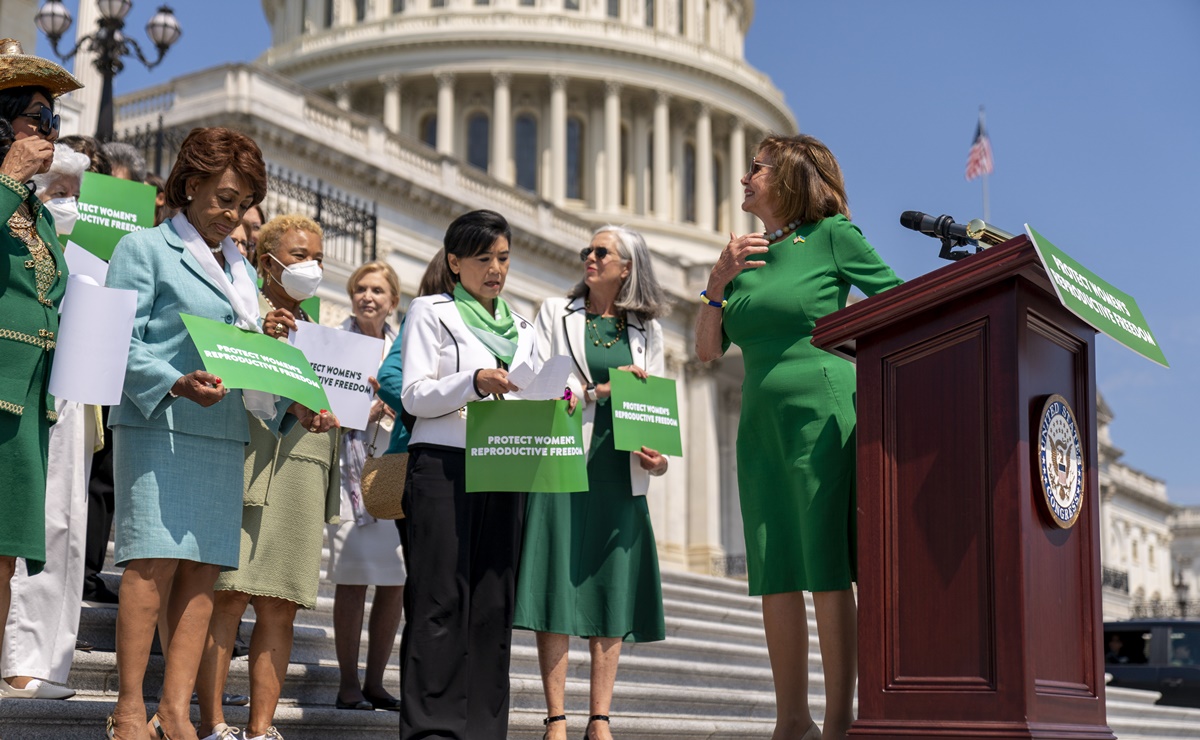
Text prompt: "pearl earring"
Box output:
[[187, 195, 193, 201]]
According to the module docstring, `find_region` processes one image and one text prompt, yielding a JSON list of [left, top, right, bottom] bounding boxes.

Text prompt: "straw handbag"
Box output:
[[361, 423, 407, 520]]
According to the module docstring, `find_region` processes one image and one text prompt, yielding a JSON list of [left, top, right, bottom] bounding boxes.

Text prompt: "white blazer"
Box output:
[[533, 296, 665, 497], [401, 293, 536, 449]]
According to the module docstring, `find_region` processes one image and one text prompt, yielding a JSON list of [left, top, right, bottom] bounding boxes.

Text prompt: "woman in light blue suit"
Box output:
[[103, 128, 336, 740]]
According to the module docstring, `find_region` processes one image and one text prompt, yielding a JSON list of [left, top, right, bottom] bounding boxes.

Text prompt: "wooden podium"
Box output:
[[811, 236, 1115, 739]]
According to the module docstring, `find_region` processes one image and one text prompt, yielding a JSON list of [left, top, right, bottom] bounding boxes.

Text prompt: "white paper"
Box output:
[[48, 275, 137, 405], [64, 241, 109, 285], [289, 321, 385, 431], [509, 354, 575, 401]]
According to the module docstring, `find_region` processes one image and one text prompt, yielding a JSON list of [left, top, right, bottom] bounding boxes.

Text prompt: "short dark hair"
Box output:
[[58, 135, 112, 175], [443, 209, 511, 283], [419, 248, 456, 296], [0, 86, 53, 164], [164, 127, 267, 210]]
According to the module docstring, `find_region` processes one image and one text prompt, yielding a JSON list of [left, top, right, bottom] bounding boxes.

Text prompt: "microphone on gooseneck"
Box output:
[[899, 211, 972, 242]]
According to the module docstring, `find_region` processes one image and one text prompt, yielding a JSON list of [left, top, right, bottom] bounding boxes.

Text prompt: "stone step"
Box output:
[[0, 697, 400, 740]]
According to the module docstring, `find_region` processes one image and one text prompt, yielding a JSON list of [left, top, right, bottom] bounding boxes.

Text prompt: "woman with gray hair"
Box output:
[[0, 142, 94, 701], [514, 225, 670, 740]]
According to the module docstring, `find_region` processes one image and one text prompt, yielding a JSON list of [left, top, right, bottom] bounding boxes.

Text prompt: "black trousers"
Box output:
[[398, 445, 525, 740], [82, 406, 115, 598]]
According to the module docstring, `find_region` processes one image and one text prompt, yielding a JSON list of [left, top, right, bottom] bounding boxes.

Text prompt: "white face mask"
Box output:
[[44, 196, 78, 235], [269, 253, 323, 301]]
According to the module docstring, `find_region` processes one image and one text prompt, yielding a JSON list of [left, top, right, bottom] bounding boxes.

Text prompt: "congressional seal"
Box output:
[[1037, 394, 1085, 528]]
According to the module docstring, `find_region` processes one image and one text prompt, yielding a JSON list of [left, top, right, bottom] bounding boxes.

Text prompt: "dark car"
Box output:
[[1104, 619, 1200, 708]]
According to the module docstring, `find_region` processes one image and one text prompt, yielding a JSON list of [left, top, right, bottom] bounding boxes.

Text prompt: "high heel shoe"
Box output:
[[800, 722, 822, 740], [105, 715, 115, 740], [149, 714, 173, 740], [582, 714, 609, 740], [542, 714, 566, 740]]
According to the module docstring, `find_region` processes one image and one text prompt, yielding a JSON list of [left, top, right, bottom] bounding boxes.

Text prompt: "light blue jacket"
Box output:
[[106, 219, 289, 442]]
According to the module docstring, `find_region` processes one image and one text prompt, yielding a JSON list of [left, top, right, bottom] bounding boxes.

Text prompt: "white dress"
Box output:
[[324, 318, 406, 586]]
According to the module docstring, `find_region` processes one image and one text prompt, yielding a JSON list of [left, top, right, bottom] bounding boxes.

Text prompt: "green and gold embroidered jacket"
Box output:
[[0, 171, 67, 421]]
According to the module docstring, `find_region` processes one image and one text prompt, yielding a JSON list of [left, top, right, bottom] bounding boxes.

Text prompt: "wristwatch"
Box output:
[[585, 383, 598, 403]]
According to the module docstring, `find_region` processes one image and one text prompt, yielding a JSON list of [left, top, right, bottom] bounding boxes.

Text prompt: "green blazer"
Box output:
[[0, 172, 67, 421]]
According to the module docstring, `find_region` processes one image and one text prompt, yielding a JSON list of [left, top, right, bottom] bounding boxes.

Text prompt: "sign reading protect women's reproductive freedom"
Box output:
[[181, 314, 331, 415], [465, 400, 588, 493], [67, 172, 157, 261], [609, 370, 683, 456], [288, 321, 385, 431]]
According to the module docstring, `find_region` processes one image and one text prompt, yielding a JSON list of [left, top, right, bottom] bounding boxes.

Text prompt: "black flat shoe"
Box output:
[[362, 690, 400, 711], [583, 714, 609, 740], [335, 697, 375, 710]]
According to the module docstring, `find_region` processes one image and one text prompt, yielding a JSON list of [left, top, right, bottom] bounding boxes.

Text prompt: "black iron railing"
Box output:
[[114, 114, 187, 178], [1103, 566, 1130, 594], [1131, 600, 1200, 619]]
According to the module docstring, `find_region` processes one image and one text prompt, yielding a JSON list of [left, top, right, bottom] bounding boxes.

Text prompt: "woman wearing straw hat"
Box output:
[[0, 36, 82, 688]]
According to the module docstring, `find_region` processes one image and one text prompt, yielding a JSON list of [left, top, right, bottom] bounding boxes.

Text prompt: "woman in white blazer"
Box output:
[[398, 210, 535, 740], [514, 225, 670, 740]]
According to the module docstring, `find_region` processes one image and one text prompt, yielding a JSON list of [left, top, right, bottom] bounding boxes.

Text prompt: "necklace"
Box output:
[[209, 243, 222, 254], [764, 219, 801, 241], [586, 311, 626, 348], [263, 291, 306, 322]]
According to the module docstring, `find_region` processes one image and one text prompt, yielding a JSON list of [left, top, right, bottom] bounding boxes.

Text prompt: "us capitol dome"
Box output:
[[109, 0, 797, 574]]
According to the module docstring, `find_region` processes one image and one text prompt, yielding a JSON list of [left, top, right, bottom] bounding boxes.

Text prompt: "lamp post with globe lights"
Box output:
[[35, 1, 182, 142]]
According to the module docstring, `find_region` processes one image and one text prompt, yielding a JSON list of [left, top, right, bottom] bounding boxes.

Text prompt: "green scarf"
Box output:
[[454, 282, 518, 365]]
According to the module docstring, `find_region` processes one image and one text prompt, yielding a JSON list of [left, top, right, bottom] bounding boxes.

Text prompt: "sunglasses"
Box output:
[[748, 158, 774, 176], [18, 106, 60, 137], [579, 245, 620, 262]]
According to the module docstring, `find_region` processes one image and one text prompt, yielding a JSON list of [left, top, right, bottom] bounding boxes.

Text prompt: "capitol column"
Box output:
[[632, 106, 650, 216], [728, 117, 746, 234], [381, 75, 402, 134], [652, 91, 671, 219], [685, 359, 725, 573], [695, 103, 714, 231], [492, 72, 513, 184], [436, 72, 456, 156], [550, 75, 567, 205], [604, 81, 622, 212]]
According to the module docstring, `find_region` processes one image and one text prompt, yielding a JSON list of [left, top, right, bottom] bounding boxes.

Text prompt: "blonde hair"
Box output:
[[255, 214, 323, 274], [347, 260, 402, 307], [757, 134, 850, 225]]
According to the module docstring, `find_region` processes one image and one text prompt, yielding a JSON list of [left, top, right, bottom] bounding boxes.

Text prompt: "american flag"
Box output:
[[965, 111, 993, 181]]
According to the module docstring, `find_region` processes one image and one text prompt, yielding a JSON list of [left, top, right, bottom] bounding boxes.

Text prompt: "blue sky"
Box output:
[[39, 0, 1200, 504]]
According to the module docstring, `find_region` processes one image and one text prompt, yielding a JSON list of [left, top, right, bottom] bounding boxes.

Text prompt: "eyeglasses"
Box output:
[[748, 158, 774, 176], [579, 246, 620, 262], [18, 106, 60, 137]]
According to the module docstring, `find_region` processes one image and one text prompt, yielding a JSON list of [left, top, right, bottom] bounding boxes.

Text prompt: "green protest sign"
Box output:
[[465, 400, 588, 493], [180, 313, 331, 413], [69, 172, 157, 260], [609, 370, 683, 456], [1025, 225, 1168, 367]]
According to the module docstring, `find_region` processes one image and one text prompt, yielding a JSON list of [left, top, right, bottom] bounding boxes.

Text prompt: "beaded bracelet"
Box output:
[[699, 290, 727, 309]]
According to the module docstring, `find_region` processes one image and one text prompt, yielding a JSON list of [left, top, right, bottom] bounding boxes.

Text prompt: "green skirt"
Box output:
[[0, 366, 51, 575]]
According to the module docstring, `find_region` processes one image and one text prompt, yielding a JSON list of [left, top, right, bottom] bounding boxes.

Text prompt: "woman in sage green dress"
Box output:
[[695, 135, 902, 740], [516, 225, 670, 740]]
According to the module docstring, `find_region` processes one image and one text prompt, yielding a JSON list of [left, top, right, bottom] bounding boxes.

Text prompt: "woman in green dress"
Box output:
[[515, 225, 670, 740], [695, 136, 902, 740], [0, 38, 80, 680]]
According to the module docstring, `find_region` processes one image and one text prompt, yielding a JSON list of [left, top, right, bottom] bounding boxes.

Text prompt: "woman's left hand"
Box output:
[[263, 308, 297, 340], [291, 404, 339, 434], [595, 365, 647, 400], [633, 446, 668, 476]]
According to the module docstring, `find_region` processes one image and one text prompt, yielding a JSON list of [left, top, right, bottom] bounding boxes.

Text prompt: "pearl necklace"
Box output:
[[263, 291, 306, 322], [764, 220, 801, 241], [209, 244, 223, 254]]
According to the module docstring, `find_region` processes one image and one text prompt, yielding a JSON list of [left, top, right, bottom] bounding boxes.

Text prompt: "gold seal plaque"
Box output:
[[1037, 394, 1085, 528]]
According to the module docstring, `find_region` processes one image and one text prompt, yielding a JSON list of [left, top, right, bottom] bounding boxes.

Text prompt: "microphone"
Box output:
[[899, 211, 972, 242], [965, 219, 1016, 247]]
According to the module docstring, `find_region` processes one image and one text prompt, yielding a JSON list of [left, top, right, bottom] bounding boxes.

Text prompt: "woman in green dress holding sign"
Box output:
[[515, 225, 670, 740], [695, 135, 902, 740]]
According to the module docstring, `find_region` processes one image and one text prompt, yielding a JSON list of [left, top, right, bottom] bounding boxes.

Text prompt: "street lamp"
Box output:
[[35, 1, 182, 142], [1174, 568, 1190, 619]]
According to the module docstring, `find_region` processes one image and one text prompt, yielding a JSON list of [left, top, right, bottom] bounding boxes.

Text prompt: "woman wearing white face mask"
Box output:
[[0, 143, 94, 702], [196, 214, 344, 740]]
